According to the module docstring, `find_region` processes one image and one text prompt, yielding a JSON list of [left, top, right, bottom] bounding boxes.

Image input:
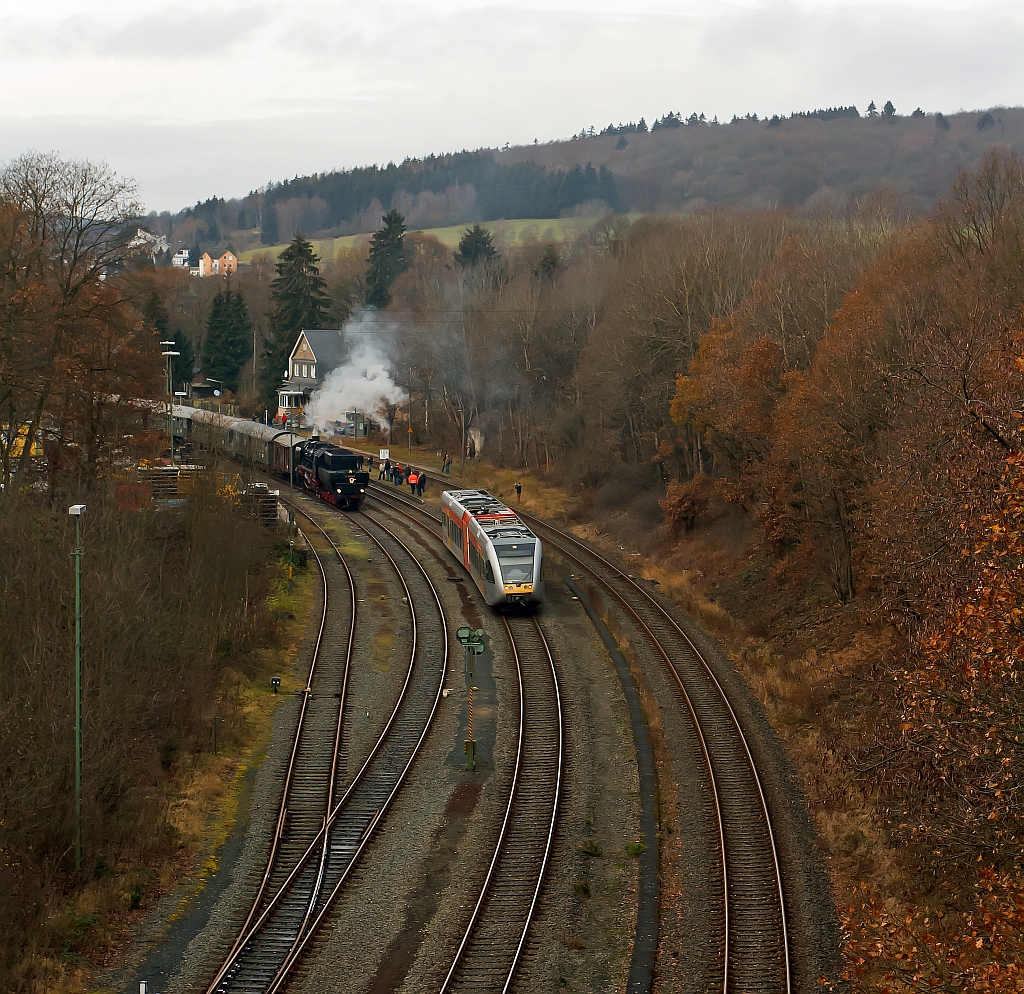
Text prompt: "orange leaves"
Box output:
[[843, 872, 1024, 991]]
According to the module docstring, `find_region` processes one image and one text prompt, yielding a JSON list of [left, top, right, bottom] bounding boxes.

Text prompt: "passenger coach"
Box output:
[[441, 489, 544, 607]]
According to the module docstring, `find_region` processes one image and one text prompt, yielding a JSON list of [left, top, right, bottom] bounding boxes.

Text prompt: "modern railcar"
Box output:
[[441, 489, 544, 607]]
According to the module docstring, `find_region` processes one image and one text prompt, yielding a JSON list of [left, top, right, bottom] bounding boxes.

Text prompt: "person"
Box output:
[[380, 457, 390, 481], [441, 450, 448, 472], [394, 462, 404, 486], [416, 472, 426, 498], [515, 480, 522, 503], [468, 437, 476, 459], [407, 469, 418, 494], [444, 455, 452, 474], [367, 454, 374, 474]]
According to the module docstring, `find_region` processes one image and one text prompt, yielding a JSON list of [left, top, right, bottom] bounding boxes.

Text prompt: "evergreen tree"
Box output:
[[365, 209, 407, 309], [260, 235, 331, 407], [203, 285, 252, 393], [171, 330, 195, 393], [535, 244, 560, 280], [142, 290, 169, 339], [883, 100, 896, 118], [867, 100, 878, 117], [454, 223, 497, 267]]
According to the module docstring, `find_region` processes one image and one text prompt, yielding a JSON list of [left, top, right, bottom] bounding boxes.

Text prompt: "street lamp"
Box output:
[[161, 345, 180, 463], [68, 503, 86, 873]]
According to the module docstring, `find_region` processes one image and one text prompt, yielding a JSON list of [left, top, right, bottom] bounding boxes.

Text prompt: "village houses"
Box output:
[[171, 248, 239, 277]]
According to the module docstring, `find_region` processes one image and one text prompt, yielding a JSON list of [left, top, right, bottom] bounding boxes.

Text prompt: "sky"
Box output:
[[1, 0, 1022, 213]]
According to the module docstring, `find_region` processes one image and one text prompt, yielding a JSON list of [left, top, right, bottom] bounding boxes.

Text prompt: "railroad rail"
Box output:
[[204, 496, 448, 994], [367, 477, 793, 993], [439, 614, 563, 994], [361, 488, 565, 993], [214, 510, 356, 974]]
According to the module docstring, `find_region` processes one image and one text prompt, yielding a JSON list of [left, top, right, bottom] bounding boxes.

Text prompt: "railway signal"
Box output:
[[455, 627, 485, 770]]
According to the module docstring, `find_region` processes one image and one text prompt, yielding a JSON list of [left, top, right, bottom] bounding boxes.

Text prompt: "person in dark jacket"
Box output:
[[380, 458, 390, 481], [416, 472, 426, 497]]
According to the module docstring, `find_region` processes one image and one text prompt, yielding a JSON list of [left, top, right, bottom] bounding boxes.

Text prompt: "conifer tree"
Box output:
[[365, 209, 407, 309], [260, 234, 330, 407], [454, 223, 497, 267], [203, 285, 252, 393], [171, 330, 195, 393]]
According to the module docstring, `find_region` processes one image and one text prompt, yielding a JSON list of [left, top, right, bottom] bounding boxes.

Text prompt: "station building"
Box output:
[[276, 329, 345, 422]]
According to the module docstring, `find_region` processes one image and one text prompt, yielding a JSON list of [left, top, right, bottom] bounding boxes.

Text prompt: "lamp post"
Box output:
[[68, 503, 86, 873], [160, 344, 179, 463]]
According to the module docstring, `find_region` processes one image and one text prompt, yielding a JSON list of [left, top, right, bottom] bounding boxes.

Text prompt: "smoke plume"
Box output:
[[303, 310, 407, 431]]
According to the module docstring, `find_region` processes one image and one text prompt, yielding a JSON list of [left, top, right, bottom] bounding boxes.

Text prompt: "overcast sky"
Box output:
[[1, 0, 1021, 212]]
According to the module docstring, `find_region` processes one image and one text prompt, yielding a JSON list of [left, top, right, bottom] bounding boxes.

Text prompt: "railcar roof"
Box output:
[[444, 488, 536, 539], [172, 406, 302, 446]]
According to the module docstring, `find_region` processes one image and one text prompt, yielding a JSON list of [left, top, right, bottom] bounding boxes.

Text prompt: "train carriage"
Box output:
[[172, 405, 304, 480], [441, 489, 544, 607]]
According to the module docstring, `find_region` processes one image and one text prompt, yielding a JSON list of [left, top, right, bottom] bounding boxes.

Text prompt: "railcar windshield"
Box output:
[[493, 542, 536, 583]]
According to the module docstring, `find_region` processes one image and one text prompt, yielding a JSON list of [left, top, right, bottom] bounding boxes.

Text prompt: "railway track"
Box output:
[[440, 614, 562, 994], [368, 477, 793, 993], [362, 489, 565, 994], [204, 495, 448, 994], [213, 509, 356, 976]]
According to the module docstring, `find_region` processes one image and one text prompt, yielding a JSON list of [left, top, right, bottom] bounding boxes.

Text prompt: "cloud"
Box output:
[[1, 1, 1022, 209]]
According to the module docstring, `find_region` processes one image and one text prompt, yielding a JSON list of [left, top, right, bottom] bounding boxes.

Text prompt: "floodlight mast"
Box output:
[[67, 503, 86, 873], [161, 348, 181, 463]]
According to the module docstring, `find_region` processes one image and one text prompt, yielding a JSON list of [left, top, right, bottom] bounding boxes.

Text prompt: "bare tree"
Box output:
[[0, 153, 141, 495]]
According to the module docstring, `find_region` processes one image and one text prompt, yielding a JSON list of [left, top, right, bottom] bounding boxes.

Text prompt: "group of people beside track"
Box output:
[[376, 457, 426, 497]]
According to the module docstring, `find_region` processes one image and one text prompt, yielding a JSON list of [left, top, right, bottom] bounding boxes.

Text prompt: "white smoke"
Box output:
[[303, 310, 407, 432]]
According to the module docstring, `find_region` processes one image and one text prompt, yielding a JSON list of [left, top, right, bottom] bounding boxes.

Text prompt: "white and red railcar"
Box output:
[[440, 489, 544, 607]]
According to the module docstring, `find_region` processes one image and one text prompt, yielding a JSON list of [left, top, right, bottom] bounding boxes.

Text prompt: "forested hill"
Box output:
[[159, 105, 1024, 255], [257, 152, 619, 244], [499, 106, 1024, 213]]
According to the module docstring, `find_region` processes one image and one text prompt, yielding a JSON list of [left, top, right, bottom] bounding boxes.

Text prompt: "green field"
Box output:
[[237, 216, 614, 264]]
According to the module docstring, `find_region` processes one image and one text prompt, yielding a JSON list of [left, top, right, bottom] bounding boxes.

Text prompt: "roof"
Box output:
[[290, 330, 346, 369], [173, 405, 302, 446]]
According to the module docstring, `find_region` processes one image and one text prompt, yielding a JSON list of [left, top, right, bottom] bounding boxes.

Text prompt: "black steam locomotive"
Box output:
[[294, 437, 369, 510]]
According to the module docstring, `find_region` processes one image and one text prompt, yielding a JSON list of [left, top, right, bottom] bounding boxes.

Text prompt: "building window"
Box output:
[[302, 364, 308, 377], [310, 365, 315, 378], [294, 363, 300, 377]]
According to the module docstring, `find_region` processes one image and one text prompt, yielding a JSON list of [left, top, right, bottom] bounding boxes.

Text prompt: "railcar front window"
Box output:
[[494, 543, 535, 584]]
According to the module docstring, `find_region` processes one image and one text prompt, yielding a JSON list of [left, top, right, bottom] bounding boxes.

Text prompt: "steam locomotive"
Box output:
[[294, 437, 369, 510], [441, 489, 544, 606]]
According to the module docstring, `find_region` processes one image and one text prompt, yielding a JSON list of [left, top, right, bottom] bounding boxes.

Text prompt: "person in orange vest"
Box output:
[[407, 469, 418, 494]]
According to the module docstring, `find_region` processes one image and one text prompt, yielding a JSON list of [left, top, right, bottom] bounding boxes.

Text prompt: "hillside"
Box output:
[[237, 215, 618, 264], [149, 106, 1024, 259], [498, 106, 1024, 212]]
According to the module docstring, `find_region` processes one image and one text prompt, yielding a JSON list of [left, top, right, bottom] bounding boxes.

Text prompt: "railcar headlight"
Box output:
[[360, 488, 365, 493], [336, 487, 342, 493], [349, 477, 355, 483]]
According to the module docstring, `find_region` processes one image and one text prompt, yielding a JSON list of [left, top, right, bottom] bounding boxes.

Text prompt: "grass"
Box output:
[[237, 216, 619, 264], [41, 549, 317, 993]]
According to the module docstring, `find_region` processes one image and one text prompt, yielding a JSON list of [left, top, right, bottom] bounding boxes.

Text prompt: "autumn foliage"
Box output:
[[661, 151, 1024, 987]]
